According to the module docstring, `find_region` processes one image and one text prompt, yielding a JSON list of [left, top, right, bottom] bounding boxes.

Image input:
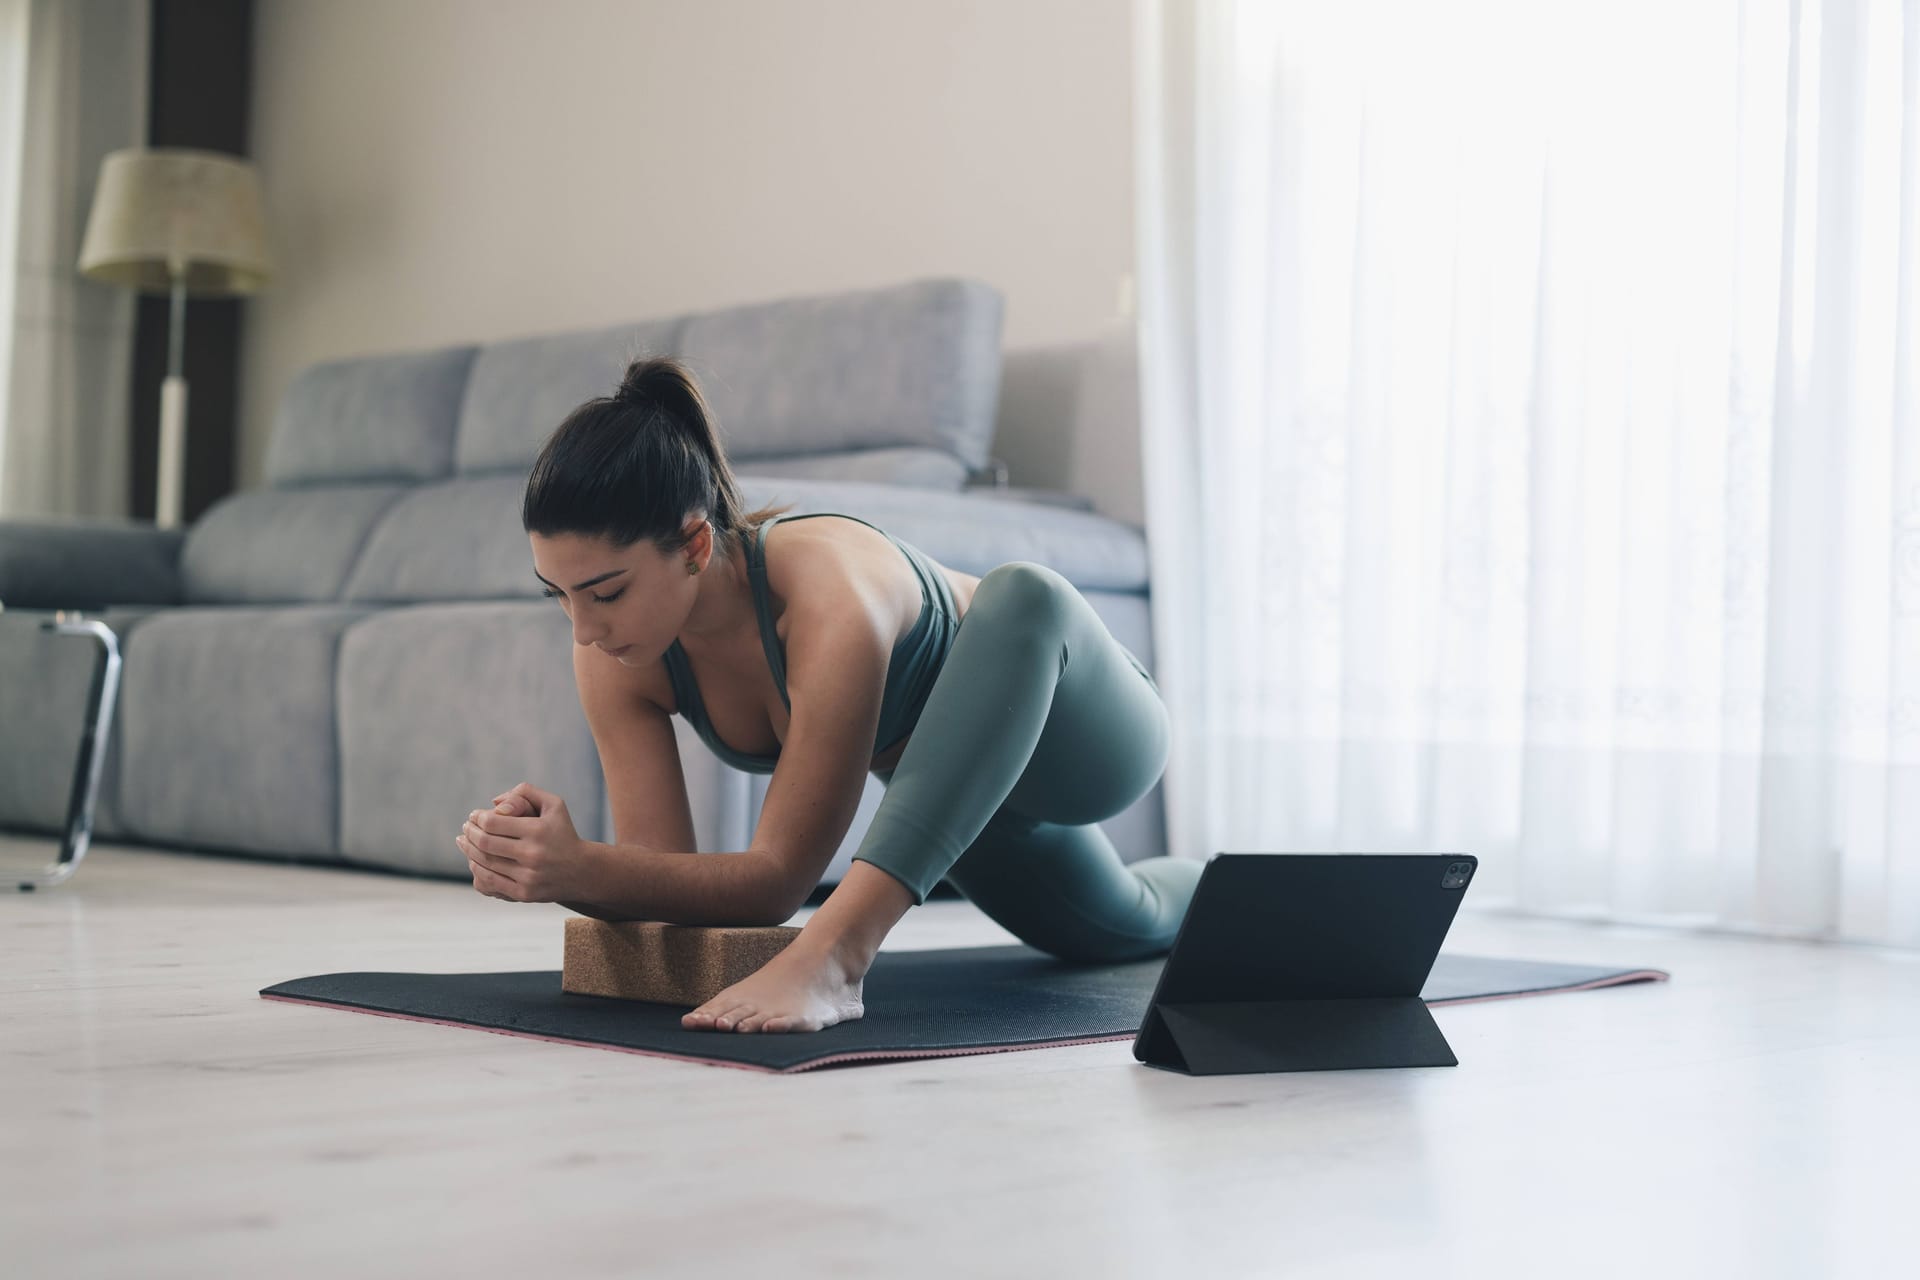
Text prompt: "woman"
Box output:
[[456, 356, 1201, 1034]]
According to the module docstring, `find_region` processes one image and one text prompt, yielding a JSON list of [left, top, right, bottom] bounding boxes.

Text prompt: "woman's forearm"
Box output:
[[560, 843, 795, 927]]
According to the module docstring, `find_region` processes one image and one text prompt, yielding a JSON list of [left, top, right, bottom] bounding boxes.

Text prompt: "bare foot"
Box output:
[[681, 941, 865, 1034]]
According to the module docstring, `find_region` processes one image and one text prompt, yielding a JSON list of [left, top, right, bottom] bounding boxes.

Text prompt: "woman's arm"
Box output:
[[559, 843, 794, 926], [480, 787, 793, 925], [558, 643, 776, 921]]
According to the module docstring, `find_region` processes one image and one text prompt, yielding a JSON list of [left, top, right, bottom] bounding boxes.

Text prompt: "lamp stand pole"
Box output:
[[156, 268, 189, 529]]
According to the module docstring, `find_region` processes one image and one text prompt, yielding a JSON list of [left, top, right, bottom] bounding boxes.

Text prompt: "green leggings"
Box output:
[[852, 561, 1202, 963]]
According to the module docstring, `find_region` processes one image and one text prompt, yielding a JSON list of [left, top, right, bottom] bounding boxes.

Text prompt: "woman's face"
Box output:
[[530, 523, 708, 664]]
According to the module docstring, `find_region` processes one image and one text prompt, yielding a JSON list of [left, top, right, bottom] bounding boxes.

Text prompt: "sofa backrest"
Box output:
[[452, 278, 1002, 482], [264, 345, 481, 487], [180, 277, 1005, 605]]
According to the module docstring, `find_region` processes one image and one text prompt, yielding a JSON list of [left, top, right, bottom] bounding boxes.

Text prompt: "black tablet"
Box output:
[[1132, 852, 1478, 1075]]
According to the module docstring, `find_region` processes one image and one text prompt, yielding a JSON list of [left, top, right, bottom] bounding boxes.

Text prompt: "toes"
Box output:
[[683, 999, 744, 1030]]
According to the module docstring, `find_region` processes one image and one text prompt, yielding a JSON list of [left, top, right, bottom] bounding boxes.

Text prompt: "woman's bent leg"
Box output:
[[943, 810, 1203, 962], [850, 561, 1200, 961]]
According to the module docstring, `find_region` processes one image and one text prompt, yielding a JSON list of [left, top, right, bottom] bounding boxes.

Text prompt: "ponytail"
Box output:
[[522, 355, 792, 558]]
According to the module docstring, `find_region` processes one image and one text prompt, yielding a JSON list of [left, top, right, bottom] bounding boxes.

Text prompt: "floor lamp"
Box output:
[[77, 147, 272, 529]]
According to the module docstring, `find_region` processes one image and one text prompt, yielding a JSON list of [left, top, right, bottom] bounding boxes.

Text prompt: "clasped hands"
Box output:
[[458, 781, 595, 904]]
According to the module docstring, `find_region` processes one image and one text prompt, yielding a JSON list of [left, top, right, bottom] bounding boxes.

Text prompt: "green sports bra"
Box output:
[[661, 512, 960, 775]]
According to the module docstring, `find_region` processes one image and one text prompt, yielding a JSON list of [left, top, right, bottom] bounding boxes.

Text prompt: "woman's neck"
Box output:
[[677, 540, 758, 651]]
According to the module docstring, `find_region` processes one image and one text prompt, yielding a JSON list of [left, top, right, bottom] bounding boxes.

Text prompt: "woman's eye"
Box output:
[[590, 588, 626, 605], [540, 587, 561, 599]]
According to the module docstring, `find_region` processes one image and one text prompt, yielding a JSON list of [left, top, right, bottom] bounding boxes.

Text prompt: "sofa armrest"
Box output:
[[0, 518, 185, 609]]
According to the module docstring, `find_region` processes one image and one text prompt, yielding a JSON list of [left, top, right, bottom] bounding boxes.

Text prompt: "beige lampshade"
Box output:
[[78, 147, 272, 295]]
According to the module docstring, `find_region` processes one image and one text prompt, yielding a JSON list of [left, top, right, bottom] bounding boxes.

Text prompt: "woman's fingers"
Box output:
[[509, 782, 557, 813], [470, 809, 537, 839], [466, 858, 495, 895], [458, 829, 521, 871], [465, 789, 549, 896], [467, 858, 518, 901]]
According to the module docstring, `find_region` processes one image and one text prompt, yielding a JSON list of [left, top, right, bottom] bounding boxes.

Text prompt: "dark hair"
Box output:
[[521, 355, 792, 562]]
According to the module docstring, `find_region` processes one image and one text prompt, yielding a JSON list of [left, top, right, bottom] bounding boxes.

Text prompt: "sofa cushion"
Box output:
[[452, 317, 683, 475], [735, 476, 1149, 592], [181, 485, 410, 604], [263, 344, 478, 485], [114, 605, 373, 858], [335, 602, 605, 876], [339, 471, 1146, 606], [675, 278, 1001, 476], [341, 475, 533, 604], [340, 471, 1148, 606]]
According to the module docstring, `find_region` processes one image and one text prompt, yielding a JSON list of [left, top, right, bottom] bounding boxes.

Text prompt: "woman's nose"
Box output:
[[572, 616, 606, 647]]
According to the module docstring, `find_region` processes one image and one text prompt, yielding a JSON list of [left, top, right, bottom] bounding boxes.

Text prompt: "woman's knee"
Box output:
[[971, 562, 1075, 630]]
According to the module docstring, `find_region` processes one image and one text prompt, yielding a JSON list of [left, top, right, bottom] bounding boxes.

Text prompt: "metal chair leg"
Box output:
[[14, 615, 122, 892]]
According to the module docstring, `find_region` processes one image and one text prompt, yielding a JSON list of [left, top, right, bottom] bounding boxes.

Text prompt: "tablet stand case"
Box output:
[[1133, 853, 1474, 1075]]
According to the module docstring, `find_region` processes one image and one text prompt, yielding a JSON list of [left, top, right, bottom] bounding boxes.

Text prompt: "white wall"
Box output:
[[242, 0, 1143, 523]]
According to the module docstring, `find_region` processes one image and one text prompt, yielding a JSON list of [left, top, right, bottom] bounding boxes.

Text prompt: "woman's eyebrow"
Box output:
[[533, 568, 630, 592]]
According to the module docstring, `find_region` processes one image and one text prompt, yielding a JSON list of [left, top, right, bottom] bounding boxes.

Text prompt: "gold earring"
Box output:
[[686, 561, 698, 575]]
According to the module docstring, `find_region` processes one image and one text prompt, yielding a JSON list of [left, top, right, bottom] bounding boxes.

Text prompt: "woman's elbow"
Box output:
[[756, 884, 808, 927], [743, 855, 808, 926]]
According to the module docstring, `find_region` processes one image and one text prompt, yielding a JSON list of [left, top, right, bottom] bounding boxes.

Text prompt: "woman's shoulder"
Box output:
[[762, 513, 921, 645], [764, 509, 898, 567]]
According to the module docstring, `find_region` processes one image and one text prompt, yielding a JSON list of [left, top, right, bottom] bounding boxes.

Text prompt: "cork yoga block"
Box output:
[[561, 918, 804, 1007]]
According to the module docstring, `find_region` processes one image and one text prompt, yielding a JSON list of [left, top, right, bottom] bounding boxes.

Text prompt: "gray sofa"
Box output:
[[0, 277, 1164, 898]]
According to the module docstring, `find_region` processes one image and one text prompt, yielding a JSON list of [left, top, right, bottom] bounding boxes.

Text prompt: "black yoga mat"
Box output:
[[259, 946, 1669, 1074]]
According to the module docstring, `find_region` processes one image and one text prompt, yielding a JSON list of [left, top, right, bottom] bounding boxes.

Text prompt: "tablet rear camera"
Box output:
[[1442, 862, 1473, 889]]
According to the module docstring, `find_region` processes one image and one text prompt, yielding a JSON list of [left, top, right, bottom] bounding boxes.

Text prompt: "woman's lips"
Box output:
[[604, 643, 633, 657]]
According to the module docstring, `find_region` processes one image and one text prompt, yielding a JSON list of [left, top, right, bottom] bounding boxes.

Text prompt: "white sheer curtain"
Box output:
[[0, 0, 146, 519], [1135, 0, 1920, 947]]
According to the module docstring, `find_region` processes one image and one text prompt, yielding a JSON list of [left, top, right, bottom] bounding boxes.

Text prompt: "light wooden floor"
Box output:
[[3, 837, 1914, 1280]]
